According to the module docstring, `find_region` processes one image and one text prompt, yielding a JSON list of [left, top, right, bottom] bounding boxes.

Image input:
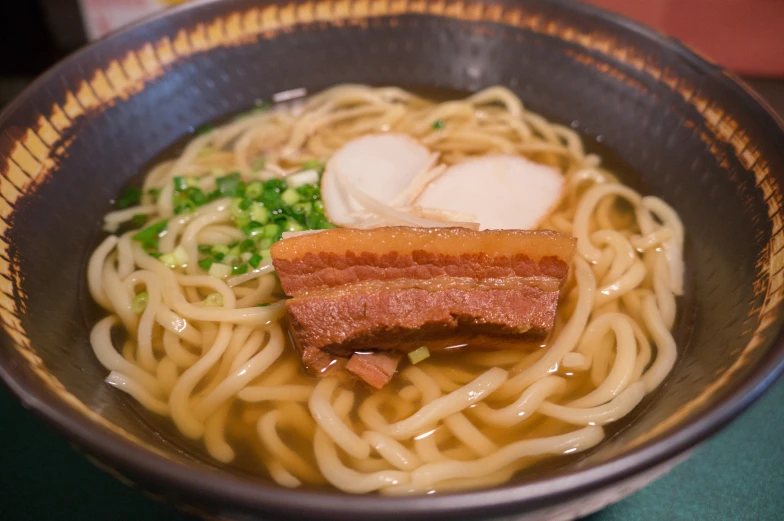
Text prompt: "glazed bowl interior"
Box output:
[[1, 0, 784, 519]]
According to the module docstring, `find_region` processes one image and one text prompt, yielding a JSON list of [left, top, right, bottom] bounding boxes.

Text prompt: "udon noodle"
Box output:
[[87, 85, 683, 493]]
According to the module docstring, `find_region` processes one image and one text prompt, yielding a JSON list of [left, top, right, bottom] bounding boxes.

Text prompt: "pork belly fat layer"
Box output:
[[271, 227, 575, 296]]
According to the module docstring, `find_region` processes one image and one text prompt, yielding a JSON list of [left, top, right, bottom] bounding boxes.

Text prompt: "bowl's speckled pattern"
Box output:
[[0, 1, 783, 520]]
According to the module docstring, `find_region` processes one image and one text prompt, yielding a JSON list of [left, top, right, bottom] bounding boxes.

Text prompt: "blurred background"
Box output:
[[0, 0, 782, 109]]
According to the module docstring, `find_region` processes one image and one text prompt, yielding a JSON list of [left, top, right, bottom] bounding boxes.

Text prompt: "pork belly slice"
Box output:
[[286, 282, 560, 356], [345, 351, 403, 389], [271, 227, 575, 296], [271, 227, 576, 364]]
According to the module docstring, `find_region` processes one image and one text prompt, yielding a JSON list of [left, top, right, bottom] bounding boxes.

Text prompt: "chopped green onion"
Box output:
[[240, 221, 264, 236], [188, 187, 207, 205], [257, 303, 270, 307], [257, 237, 273, 249], [198, 145, 215, 158], [251, 158, 266, 172], [245, 181, 264, 200], [147, 188, 161, 202], [115, 186, 141, 209], [229, 198, 249, 219], [208, 262, 232, 278], [198, 257, 214, 270], [248, 253, 263, 269], [262, 223, 281, 239], [235, 216, 250, 229], [296, 183, 321, 201], [211, 244, 229, 257], [432, 119, 445, 130], [232, 263, 248, 275], [283, 219, 304, 232], [250, 203, 269, 224], [130, 214, 148, 227], [228, 244, 241, 257], [408, 346, 431, 365], [170, 245, 189, 266], [240, 239, 255, 252], [173, 176, 188, 191], [222, 254, 238, 266], [159, 253, 177, 267], [216, 172, 244, 197], [132, 291, 149, 314], [265, 178, 287, 193], [197, 244, 212, 254], [203, 292, 224, 307], [132, 219, 168, 243], [291, 202, 312, 217], [281, 188, 300, 206], [301, 159, 325, 174]]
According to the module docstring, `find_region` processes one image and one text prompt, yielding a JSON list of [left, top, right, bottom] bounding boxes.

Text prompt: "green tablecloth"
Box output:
[[1, 378, 783, 521]]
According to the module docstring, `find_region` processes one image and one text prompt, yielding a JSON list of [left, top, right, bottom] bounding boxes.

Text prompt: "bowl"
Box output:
[[1, 0, 783, 519]]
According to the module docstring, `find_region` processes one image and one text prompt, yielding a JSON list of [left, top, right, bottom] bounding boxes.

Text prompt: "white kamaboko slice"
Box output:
[[321, 134, 433, 226], [416, 155, 564, 230]]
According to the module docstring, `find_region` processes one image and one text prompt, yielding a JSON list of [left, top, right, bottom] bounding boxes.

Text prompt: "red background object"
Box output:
[[583, 0, 784, 76]]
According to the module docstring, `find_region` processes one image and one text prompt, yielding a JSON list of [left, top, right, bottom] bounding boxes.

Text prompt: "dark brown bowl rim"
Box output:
[[1, 0, 784, 518]]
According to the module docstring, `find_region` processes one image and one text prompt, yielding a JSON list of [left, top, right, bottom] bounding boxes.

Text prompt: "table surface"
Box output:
[[2, 79, 784, 521]]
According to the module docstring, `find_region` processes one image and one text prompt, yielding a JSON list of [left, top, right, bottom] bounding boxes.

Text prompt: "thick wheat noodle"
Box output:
[[470, 376, 567, 428], [568, 314, 637, 408], [362, 431, 423, 471], [258, 411, 324, 483], [367, 368, 507, 440], [105, 371, 169, 415], [309, 378, 372, 459], [443, 413, 498, 456], [168, 323, 233, 438], [87, 84, 684, 494], [410, 426, 604, 487], [203, 401, 234, 463], [238, 384, 314, 402], [539, 382, 646, 425], [155, 356, 179, 395], [196, 325, 283, 420]]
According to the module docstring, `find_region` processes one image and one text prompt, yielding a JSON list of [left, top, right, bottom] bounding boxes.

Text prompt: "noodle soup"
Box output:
[[87, 85, 683, 494]]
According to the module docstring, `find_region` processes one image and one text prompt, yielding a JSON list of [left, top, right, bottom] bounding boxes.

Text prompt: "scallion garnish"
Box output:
[[432, 119, 445, 130], [408, 346, 431, 365], [216, 172, 244, 197], [203, 292, 224, 307], [251, 158, 266, 172], [248, 253, 263, 269], [281, 188, 300, 206], [232, 263, 248, 275], [115, 186, 141, 209], [300, 159, 326, 175], [132, 291, 149, 314], [132, 219, 168, 243], [240, 239, 255, 252], [131, 214, 148, 227]]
